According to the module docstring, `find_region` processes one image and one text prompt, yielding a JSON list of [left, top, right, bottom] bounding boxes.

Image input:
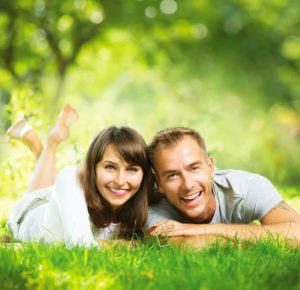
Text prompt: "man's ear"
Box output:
[[208, 157, 215, 178], [154, 173, 164, 194]]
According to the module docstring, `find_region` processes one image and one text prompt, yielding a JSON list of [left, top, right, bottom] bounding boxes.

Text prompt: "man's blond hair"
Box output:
[[148, 127, 208, 169]]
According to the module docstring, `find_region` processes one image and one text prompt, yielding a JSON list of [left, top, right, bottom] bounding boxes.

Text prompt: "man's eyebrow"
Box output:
[[162, 170, 178, 177], [161, 161, 204, 177], [189, 161, 203, 167]]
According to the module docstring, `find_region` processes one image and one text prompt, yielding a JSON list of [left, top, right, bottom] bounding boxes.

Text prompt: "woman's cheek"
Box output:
[[131, 171, 144, 188], [96, 169, 114, 185]]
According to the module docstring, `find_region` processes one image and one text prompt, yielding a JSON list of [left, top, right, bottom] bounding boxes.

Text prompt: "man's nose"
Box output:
[[181, 172, 195, 191]]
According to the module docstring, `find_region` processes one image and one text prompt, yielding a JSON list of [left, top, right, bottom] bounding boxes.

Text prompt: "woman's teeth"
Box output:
[[109, 188, 128, 194]]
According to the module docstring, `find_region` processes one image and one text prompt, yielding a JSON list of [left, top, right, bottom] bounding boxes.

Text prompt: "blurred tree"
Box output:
[[0, 0, 105, 102], [1, 0, 299, 107], [1, 0, 300, 192]]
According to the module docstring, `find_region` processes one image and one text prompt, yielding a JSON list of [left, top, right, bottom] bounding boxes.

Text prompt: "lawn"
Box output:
[[1, 186, 300, 290], [1, 233, 300, 290]]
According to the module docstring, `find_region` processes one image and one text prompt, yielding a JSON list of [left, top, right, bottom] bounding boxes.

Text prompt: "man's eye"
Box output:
[[192, 166, 200, 171], [167, 173, 177, 179]]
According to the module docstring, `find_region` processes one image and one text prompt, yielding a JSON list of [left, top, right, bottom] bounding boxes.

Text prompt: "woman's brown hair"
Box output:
[[79, 126, 154, 237]]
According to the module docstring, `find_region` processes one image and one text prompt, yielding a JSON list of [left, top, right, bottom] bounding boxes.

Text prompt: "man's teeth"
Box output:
[[181, 192, 201, 200]]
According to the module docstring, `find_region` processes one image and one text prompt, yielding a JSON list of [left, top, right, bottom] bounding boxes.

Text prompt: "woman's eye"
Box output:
[[105, 165, 115, 170], [128, 167, 138, 173]]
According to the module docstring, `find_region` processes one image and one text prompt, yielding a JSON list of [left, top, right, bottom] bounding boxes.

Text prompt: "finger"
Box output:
[[146, 226, 157, 235], [153, 220, 173, 227], [149, 225, 171, 236], [151, 225, 184, 237]]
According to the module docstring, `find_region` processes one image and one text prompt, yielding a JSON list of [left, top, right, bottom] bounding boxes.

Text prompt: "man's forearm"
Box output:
[[158, 223, 300, 249], [149, 220, 300, 245], [205, 222, 300, 243]]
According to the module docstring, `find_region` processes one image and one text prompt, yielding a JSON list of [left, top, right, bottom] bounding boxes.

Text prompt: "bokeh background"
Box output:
[[1, 0, 300, 214]]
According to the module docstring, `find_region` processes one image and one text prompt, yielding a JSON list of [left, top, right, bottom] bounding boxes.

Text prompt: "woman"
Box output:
[[7, 105, 154, 246]]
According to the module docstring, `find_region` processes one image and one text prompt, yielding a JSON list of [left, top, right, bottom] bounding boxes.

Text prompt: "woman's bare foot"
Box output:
[[47, 104, 79, 146], [7, 119, 43, 159]]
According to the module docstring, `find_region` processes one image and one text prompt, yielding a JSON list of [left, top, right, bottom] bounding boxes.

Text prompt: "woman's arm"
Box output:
[[54, 165, 97, 247]]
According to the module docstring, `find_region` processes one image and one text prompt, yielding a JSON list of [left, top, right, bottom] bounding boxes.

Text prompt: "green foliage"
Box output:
[[1, 0, 300, 198], [0, 239, 300, 290]]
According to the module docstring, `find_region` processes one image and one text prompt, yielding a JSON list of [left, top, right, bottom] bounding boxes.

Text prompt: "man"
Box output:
[[146, 127, 300, 245]]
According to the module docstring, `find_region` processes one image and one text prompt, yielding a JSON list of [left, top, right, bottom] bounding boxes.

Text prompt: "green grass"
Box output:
[[1, 238, 300, 290], [1, 185, 300, 290]]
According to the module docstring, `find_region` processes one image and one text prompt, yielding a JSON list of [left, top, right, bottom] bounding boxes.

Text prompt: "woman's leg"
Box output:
[[7, 119, 43, 159], [7, 105, 79, 194], [26, 104, 79, 193]]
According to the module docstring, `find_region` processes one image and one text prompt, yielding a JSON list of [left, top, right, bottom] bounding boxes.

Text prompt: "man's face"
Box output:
[[153, 136, 215, 223]]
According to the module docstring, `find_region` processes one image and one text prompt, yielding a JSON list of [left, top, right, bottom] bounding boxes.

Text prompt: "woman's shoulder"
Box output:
[[57, 165, 80, 179], [55, 165, 82, 187]]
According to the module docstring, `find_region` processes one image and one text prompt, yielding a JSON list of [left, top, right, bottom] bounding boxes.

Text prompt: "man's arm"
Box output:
[[148, 201, 300, 244], [260, 200, 300, 224]]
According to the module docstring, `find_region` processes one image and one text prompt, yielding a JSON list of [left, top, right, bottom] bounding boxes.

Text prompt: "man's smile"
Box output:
[[180, 191, 203, 204]]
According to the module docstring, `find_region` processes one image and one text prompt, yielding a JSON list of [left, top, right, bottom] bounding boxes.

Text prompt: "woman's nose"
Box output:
[[115, 170, 126, 185]]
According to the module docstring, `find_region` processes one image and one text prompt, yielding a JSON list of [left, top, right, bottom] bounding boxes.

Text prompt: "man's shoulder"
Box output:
[[147, 198, 178, 229], [149, 198, 174, 213], [213, 169, 271, 198], [148, 198, 188, 225], [212, 169, 281, 222], [214, 169, 259, 179]]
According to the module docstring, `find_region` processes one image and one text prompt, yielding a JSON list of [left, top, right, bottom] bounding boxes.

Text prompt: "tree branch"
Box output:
[[3, 11, 20, 81], [69, 22, 102, 64]]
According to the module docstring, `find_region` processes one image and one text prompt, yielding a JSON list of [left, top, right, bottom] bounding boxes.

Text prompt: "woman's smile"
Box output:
[[106, 186, 130, 196]]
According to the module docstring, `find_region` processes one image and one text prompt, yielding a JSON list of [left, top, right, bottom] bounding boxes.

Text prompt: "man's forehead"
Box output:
[[153, 136, 206, 168]]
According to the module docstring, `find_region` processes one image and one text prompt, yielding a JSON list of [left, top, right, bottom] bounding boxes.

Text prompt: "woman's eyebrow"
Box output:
[[101, 160, 118, 165]]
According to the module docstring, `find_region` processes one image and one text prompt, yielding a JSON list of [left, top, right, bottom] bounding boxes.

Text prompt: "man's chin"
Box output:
[[180, 208, 205, 223]]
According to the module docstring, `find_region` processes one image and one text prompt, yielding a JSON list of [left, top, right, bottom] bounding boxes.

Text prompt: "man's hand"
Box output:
[[147, 221, 230, 249], [147, 220, 209, 237]]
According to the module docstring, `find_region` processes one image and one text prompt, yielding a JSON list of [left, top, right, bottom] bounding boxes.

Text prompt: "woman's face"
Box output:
[[95, 144, 144, 211]]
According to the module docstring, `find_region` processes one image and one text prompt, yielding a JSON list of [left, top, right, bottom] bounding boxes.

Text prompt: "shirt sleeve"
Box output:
[[146, 199, 180, 229], [246, 174, 282, 221], [54, 165, 97, 247]]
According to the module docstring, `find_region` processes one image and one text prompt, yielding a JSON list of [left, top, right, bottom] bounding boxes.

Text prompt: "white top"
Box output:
[[7, 166, 119, 247]]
